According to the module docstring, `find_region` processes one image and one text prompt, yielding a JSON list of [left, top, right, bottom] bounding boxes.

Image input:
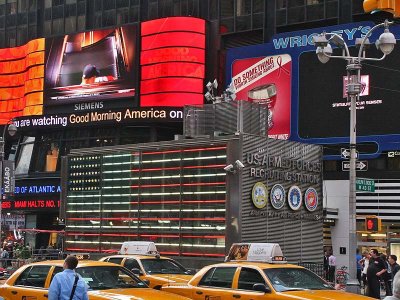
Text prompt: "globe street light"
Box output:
[[0, 120, 17, 244], [313, 20, 395, 292]]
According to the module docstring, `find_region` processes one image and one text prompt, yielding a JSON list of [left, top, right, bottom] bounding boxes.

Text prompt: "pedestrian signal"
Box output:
[[365, 216, 381, 232], [363, 0, 400, 18]]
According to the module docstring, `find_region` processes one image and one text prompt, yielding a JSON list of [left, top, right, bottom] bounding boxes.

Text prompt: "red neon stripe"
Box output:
[[131, 164, 226, 172], [131, 182, 225, 188], [142, 146, 227, 155], [159, 251, 180, 256], [182, 252, 225, 257], [68, 217, 225, 222], [182, 235, 225, 239], [130, 200, 225, 205], [140, 234, 180, 238]]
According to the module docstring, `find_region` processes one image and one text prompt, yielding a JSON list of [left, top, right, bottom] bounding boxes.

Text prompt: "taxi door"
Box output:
[[2, 265, 52, 300], [229, 267, 271, 300], [192, 266, 238, 300]]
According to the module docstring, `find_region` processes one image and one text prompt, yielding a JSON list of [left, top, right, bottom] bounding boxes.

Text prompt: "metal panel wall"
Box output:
[[240, 134, 323, 263]]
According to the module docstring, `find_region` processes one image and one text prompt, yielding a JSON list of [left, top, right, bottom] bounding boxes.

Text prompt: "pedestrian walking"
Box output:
[[356, 248, 363, 285], [360, 251, 371, 294], [381, 254, 392, 296], [367, 249, 387, 299], [328, 251, 336, 283], [48, 255, 88, 300], [323, 250, 330, 281]]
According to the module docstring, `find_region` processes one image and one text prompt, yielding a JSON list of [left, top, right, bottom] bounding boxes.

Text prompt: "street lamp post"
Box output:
[[0, 121, 17, 245], [313, 20, 396, 292]]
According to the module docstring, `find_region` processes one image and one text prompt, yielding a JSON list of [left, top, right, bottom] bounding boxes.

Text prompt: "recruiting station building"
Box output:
[[61, 130, 323, 266]]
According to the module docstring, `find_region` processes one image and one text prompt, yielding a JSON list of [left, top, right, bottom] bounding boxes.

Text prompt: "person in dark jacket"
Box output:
[[367, 249, 387, 299]]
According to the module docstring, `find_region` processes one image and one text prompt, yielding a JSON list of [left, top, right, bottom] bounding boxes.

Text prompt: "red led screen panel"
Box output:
[[140, 17, 206, 107], [141, 17, 205, 35], [141, 78, 203, 95], [141, 32, 205, 50], [0, 38, 45, 124], [141, 47, 205, 65], [44, 25, 137, 107]]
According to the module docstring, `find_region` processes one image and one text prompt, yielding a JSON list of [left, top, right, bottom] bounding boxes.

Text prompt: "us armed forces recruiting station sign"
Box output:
[[239, 135, 323, 262]]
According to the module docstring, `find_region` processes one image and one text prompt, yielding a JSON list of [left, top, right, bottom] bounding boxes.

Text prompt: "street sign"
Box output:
[[341, 148, 359, 159], [356, 177, 375, 192], [342, 160, 368, 171]]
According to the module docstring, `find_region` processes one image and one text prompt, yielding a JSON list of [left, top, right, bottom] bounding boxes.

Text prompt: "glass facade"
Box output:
[[65, 145, 227, 258], [0, 0, 366, 48]]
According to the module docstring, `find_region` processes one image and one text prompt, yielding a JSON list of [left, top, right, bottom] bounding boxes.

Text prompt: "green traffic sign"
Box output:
[[356, 178, 375, 192]]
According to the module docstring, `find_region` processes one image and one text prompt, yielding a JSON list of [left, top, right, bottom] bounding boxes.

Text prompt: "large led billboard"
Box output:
[[0, 38, 45, 124], [298, 46, 400, 138], [227, 22, 400, 156], [0, 17, 206, 128], [140, 17, 206, 107], [44, 25, 137, 107], [232, 55, 292, 139]]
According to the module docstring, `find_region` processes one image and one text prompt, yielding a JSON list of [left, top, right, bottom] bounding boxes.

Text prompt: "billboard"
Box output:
[[44, 25, 137, 108], [0, 38, 45, 124], [0, 17, 206, 128], [232, 54, 291, 139], [140, 17, 206, 107], [227, 22, 400, 157]]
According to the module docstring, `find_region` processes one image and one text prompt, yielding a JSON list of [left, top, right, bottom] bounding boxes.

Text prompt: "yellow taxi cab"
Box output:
[[161, 243, 373, 300], [0, 259, 191, 300], [100, 241, 195, 289]]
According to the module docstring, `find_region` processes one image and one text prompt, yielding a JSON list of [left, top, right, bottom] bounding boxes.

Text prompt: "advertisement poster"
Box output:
[[232, 54, 291, 140], [44, 25, 137, 107]]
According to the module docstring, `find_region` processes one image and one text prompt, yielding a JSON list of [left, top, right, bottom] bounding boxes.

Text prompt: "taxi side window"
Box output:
[[14, 265, 51, 288], [50, 266, 64, 283], [238, 268, 265, 291], [198, 267, 236, 288], [124, 258, 141, 271], [108, 257, 124, 265]]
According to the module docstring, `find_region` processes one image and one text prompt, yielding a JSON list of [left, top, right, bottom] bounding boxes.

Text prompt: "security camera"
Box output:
[[224, 164, 234, 172], [235, 160, 245, 169]]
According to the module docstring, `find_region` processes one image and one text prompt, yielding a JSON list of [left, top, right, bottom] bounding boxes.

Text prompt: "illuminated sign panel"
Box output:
[[44, 25, 137, 108], [140, 17, 206, 107], [226, 22, 400, 156], [0, 38, 45, 124], [65, 146, 227, 256]]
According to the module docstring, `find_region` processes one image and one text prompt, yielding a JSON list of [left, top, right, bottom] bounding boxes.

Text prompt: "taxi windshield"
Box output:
[[263, 268, 333, 292], [76, 266, 147, 290], [141, 259, 188, 275]]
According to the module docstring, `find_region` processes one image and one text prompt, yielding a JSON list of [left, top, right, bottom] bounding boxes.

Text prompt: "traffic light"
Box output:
[[363, 0, 400, 18], [365, 216, 381, 232]]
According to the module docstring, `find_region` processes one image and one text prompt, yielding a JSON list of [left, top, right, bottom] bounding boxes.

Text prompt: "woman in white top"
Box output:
[[360, 251, 370, 293]]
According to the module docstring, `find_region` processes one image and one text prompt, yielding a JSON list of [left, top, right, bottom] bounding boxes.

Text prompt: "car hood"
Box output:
[[147, 274, 193, 283], [88, 288, 190, 300], [277, 290, 372, 300]]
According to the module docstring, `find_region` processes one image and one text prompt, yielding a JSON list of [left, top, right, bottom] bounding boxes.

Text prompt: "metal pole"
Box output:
[[348, 70, 358, 282]]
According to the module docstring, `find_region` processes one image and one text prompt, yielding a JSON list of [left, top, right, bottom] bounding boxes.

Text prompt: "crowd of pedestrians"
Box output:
[[357, 249, 400, 299]]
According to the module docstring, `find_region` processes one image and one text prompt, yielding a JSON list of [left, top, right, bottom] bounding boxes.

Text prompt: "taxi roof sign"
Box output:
[[226, 243, 286, 263], [119, 241, 159, 255]]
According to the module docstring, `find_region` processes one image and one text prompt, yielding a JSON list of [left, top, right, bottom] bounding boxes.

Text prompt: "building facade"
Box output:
[[2, 0, 397, 266]]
